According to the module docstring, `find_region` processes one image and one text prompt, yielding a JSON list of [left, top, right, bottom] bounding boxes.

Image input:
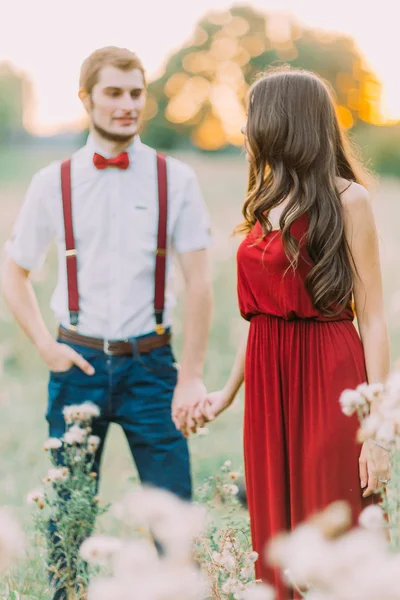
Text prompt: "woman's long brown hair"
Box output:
[[238, 66, 370, 316]]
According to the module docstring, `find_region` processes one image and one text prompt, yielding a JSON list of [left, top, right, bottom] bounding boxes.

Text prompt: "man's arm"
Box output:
[[2, 256, 94, 374], [172, 248, 213, 435]]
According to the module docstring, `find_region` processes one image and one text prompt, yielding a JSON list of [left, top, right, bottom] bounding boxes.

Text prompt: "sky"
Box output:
[[0, 0, 399, 134]]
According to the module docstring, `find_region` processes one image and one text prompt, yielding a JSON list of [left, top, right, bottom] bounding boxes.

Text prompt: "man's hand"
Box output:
[[38, 339, 95, 376], [359, 439, 390, 497], [172, 378, 206, 437]]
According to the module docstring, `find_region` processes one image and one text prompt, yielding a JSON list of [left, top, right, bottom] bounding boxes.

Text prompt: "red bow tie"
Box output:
[[93, 152, 130, 170]]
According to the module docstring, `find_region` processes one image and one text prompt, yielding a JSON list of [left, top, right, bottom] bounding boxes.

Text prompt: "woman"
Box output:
[[200, 67, 390, 598]]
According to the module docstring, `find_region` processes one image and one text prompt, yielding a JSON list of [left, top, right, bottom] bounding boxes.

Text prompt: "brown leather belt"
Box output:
[[58, 327, 171, 356]]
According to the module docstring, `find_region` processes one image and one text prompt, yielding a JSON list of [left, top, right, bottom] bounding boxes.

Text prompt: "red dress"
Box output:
[[237, 215, 371, 599]]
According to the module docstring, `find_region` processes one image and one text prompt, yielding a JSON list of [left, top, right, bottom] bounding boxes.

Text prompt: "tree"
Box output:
[[0, 62, 32, 143], [141, 5, 383, 151]]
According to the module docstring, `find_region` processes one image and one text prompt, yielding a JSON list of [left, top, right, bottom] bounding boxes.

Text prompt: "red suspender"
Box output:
[[60, 153, 168, 335], [154, 153, 168, 335], [61, 159, 79, 330]]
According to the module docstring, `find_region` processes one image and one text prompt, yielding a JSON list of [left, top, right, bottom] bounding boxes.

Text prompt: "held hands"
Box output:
[[172, 378, 207, 437], [172, 381, 233, 437], [38, 339, 95, 375], [196, 389, 233, 423], [359, 439, 390, 497]]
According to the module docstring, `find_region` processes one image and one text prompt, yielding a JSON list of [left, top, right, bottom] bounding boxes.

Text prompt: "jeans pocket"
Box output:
[[50, 365, 76, 378], [50, 343, 100, 379]]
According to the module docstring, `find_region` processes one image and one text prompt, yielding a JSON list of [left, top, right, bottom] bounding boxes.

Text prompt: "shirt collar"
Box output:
[[85, 132, 142, 162]]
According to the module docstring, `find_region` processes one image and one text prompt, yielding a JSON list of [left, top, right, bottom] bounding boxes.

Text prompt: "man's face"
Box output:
[[82, 66, 146, 142]]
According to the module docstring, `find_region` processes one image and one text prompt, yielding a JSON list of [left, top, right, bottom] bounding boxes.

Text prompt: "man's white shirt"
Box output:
[[7, 134, 212, 338]]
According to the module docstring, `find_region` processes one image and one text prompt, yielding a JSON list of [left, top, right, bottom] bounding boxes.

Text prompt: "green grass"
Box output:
[[0, 144, 400, 597]]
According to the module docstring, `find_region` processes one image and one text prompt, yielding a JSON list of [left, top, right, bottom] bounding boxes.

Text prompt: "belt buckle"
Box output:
[[103, 339, 111, 355]]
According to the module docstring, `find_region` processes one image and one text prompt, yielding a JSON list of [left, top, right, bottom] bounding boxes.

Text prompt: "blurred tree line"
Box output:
[[0, 63, 32, 144], [141, 5, 382, 149], [139, 5, 400, 177], [2, 4, 400, 177]]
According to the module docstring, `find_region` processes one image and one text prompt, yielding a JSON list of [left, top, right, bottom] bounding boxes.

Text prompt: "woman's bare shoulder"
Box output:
[[336, 179, 370, 212], [336, 180, 374, 237]]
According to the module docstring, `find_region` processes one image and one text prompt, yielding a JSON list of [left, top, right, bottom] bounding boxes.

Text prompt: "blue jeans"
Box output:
[[46, 329, 191, 598]]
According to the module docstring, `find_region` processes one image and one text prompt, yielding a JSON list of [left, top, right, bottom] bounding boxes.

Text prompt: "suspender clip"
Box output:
[[65, 249, 77, 257], [155, 309, 165, 335], [69, 311, 79, 330]]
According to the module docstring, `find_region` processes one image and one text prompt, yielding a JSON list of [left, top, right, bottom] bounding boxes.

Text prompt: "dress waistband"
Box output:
[[250, 311, 354, 324]]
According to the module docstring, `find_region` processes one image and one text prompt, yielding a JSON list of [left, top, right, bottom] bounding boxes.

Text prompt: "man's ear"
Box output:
[[78, 89, 91, 113]]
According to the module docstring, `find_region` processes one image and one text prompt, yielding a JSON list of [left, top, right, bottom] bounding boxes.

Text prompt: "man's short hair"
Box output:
[[79, 46, 146, 93]]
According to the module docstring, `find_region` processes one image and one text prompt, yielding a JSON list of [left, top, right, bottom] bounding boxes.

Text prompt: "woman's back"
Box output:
[[237, 212, 354, 322]]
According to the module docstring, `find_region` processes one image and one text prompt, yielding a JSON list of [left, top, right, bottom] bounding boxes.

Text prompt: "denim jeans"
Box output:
[[46, 328, 191, 598]]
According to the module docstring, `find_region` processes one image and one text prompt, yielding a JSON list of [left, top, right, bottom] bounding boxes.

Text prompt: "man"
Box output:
[[2, 46, 213, 598]]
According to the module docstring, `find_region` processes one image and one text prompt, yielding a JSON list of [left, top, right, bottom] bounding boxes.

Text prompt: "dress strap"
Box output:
[[339, 181, 352, 195]]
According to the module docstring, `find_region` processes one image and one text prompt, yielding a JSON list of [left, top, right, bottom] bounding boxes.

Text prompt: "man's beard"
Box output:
[[93, 120, 136, 144]]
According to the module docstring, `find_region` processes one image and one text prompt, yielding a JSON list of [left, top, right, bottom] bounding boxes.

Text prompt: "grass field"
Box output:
[[0, 144, 399, 597]]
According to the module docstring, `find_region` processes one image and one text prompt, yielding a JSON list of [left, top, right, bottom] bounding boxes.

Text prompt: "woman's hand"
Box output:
[[193, 388, 234, 428], [359, 440, 390, 497]]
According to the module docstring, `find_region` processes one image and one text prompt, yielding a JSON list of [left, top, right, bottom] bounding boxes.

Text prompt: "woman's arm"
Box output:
[[197, 320, 250, 423], [342, 183, 390, 383], [342, 182, 390, 496]]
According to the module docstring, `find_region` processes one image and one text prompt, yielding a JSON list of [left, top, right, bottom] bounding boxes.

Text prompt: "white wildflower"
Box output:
[[0, 508, 25, 572], [213, 549, 235, 570], [224, 539, 238, 551], [87, 578, 127, 600], [241, 566, 254, 579], [44, 467, 69, 484], [222, 483, 239, 496], [222, 577, 237, 594], [376, 420, 396, 444], [232, 581, 247, 600], [63, 425, 87, 445], [358, 413, 381, 441], [87, 435, 101, 452], [242, 582, 275, 600], [113, 539, 158, 578], [220, 549, 236, 570], [268, 524, 331, 588], [137, 564, 208, 600], [80, 535, 123, 566], [309, 500, 351, 538], [115, 487, 206, 560], [358, 505, 386, 531], [331, 528, 387, 578], [26, 488, 45, 508], [42, 437, 62, 451], [63, 402, 100, 424], [356, 382, 384, 404], [339, 389, 367, 416], [246, 551, 259, 564], [224, 460, 232, 468], [212, 550, 221, 562], [229, 471, 240, 480], [306, 593, 335, 600]]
